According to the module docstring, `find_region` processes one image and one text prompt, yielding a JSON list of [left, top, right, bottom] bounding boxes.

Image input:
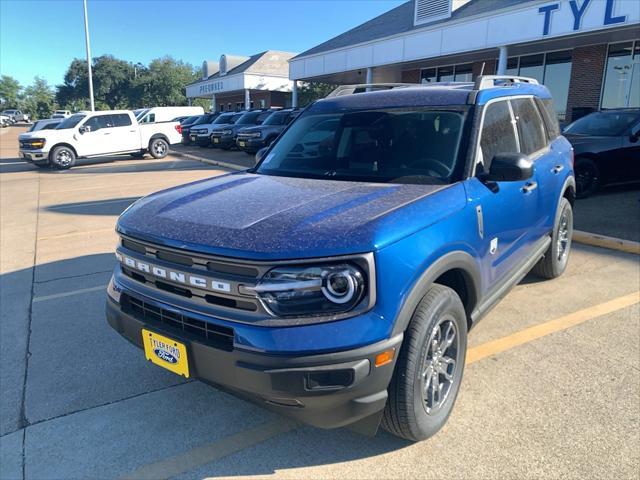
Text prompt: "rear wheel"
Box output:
[[532, 197, 573, 279], [49, 146, 76, 170], [382, 284, 467, 441], [575, 157, 600, 199], [149, 138, 169, 159]]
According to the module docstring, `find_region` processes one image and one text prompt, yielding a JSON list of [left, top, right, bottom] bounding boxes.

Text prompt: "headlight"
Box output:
[[29, 138, 46, 149], [251, 263, 366, 317], [245, 132, 261, 138]]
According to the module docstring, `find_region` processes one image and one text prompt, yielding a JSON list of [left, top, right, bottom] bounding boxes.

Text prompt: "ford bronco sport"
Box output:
[[107, 76, 575, 441]]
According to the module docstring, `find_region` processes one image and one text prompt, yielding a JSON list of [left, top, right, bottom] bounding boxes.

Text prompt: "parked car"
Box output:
[[106, 76, 575, 441], [190, 112, 244, 147], [2, 109, 29, 123], [181, 113, 219, 145], [27, 118, 62, 132], [137, 106, 204, 124], [18, 110, 182, 170], [563, 108, 640, 198], [210, 110, 275, 150], [51, 110, 72, 119], [0, 114, 11, 127], [236, 108, 302, 154]]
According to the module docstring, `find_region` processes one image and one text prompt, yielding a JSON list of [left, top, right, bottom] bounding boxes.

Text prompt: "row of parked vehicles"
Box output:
[[181, 108, 302, 154]]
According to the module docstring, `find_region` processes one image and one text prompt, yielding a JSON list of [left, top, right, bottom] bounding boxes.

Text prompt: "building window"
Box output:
[[227, 103, 232, 111], [420, 63, 474, 83], [250, 101, 255, 109], [602, 41, 640, 109], [219, 104, 224, 112], [503, 50, 572, 122], [260, 99, 266, 108]]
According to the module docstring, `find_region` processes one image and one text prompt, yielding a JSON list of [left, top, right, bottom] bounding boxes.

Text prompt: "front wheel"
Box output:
[[575, 157, 600, 199], [382, 284, 467, 441], [49, 146, 76, 170], [532, 197, 573, 279], [149, 138, 169, 159]]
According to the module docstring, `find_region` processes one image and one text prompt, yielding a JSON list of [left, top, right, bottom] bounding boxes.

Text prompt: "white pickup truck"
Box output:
[[18, 110, 182, 169]]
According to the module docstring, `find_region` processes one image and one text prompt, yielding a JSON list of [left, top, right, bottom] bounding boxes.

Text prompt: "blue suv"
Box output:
[[107, 76, 575, 441]]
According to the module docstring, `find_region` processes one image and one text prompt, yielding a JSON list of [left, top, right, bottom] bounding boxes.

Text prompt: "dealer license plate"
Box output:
[[141, 329, 190, 378], [238, 141, 246, 147], [213, 137, 219, 143]]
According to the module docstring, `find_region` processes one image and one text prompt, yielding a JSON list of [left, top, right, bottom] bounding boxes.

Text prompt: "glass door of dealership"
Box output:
[[601, 41, 640, 109]]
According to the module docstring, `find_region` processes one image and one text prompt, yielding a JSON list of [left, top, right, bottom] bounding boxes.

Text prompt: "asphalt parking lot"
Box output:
[[1, 125, 639, 480]]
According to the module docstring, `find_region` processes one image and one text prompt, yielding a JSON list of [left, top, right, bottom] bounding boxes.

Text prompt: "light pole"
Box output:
[[83, 0, 95, 111]]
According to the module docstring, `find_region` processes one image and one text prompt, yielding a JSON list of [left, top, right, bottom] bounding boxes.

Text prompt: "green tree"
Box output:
[[0, 75, 21, 109], [21, 77, 56, 119], [298, 82, 337, 106], [139, 57, 196, 107]]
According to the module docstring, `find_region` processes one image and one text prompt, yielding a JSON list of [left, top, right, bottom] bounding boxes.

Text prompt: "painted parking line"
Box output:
[[32, 285, 107, 303], [466, 291, 639, 364], [120, 418, 299, 480], [117, 292, 639, 479]]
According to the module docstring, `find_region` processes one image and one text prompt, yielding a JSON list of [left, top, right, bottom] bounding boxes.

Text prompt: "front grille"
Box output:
[[20, 142, 37, 150], [121, 293, 234, 351]]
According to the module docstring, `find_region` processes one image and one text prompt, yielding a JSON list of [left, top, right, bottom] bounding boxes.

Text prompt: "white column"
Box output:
[[244, 89, 250, 110], [211, 95, 216, 112], [497, 46, 508, 75], [365, 67, 373, 92], [291, 81, 298, 108]]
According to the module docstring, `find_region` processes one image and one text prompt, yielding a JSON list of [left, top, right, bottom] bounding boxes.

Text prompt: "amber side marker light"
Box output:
[[375, 348, 396, 367]]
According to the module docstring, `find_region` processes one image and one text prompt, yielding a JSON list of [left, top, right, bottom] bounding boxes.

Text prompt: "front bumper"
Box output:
[[210, 134, 235, 149], [19, 149, 48, 163], [236, 137, 264, 153], [106, 293, 401, 429]]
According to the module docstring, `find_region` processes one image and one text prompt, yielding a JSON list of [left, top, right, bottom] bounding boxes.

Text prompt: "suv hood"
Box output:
[[117, 173, 466, 260]]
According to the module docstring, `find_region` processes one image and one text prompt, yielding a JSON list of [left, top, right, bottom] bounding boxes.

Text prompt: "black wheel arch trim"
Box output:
[[391, 251, 481, 336], [149, 134, 169, 145]]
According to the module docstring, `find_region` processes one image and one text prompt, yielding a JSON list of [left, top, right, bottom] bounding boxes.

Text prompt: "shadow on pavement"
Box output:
[[44, 196, 141, 216]]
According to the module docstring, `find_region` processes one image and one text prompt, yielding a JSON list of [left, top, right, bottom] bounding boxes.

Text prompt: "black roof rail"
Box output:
[[474, 75, 539, 90]]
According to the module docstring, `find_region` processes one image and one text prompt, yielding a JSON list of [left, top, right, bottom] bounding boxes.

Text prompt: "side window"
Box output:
[[112, 114, 132, 127], [537, 98, 560, 139], [478, 100, 518, 172], [83, 115, 114, 131], [511, 98, 547, 156], [140, 113, 155, 124]]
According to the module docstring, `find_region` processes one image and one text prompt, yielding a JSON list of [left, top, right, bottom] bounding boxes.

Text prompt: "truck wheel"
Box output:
[[532, 197, 573, 279], [149, 138, 169, 159], [50, 146, 76, 170], [382, 284, 467, 441], [575, 157, 600, 199]]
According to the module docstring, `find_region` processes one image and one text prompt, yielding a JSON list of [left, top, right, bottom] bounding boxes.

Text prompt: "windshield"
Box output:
[[135, 109, 150, 120], [235, 112, 260, 125], [182, 115, 199, 124], [192, 114, 214, 125], [56, 114, 86, 129], [263, 111, 290, 126], [212, 114, 235, 125], [256, 108, 467, 185], [564, 111, 640, 136]]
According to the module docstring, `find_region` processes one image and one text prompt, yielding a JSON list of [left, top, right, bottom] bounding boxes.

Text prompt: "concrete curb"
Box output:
[[573, 230, 640, 255], [170, 151, 248, 171]]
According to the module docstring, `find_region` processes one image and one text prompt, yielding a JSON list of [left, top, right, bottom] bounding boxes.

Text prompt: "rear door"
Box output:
[[109, 113, 140, 151], [75, 114, 114, 156], [464, 98, 542, 286]]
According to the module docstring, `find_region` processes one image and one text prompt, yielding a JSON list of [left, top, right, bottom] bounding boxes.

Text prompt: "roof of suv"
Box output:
[[313, 81, 552, 112]]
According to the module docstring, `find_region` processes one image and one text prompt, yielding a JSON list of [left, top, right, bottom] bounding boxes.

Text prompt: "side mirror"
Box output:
[[485, 153, 533, 182], [255, 147, 269, 164], [629, 124, 640, 143], [79, 125, 91, 134]]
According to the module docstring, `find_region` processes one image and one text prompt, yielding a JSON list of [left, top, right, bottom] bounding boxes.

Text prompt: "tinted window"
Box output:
[[564, 111, 640, 136], [112, 114, 132, 127], [84, 114, 114, 131], [140, 113, 155, 124], [511, 98, 547, 155], [212, 113, 234, 125], [42, 122, 61, 130], [236, 112, 261, 125], [257, 108, 466, 185], [479, 101, 518, 171], [537, 98, 560, 139]]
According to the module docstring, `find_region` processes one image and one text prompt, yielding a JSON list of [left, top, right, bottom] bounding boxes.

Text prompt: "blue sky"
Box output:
[[0, 0, 405, 88]]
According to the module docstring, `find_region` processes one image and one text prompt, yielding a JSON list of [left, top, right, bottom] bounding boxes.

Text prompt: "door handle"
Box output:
[[521, 181, 538, 193], [552, 165, 564, 174], [129, 130, 136, 133], [103, 132, 111, 135]]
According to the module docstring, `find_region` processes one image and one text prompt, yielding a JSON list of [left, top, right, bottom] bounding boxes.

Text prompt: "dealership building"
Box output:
[[186, 51, 296, 111], [289, 0, 640, 122]]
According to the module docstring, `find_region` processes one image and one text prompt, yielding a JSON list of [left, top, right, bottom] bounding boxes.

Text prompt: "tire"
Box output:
[[49, 146, 76, 170], [149, 138, 169, 159], [532, 197, 573, 279], [382, 284, 467, 441], [575, 157, 600, 199]]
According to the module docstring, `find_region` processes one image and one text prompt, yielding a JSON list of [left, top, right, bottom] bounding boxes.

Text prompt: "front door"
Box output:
[[465, 98, 543, 288], [75, 114, 114, 156]]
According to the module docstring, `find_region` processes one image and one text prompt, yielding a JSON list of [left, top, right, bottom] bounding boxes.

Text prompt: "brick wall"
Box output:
[[565, 44, 607, 122], [401, 69, 420, 83]]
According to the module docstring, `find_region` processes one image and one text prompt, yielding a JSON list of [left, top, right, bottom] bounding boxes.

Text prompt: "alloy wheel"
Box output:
[[421, 317, 459, 415]]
